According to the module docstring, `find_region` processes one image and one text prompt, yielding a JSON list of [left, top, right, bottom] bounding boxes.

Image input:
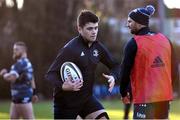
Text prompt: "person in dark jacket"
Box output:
[[120, 5, 175, 119], [45, 10, 120, 119]]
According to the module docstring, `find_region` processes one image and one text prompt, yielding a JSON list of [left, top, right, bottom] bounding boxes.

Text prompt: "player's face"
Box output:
[[13, 45, 24, 60], [127, 17, 139, 34], [78, 22, 98, 42]]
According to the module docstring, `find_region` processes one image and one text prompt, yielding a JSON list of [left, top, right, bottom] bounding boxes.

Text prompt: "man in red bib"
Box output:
[[120, 5, 175, 119]]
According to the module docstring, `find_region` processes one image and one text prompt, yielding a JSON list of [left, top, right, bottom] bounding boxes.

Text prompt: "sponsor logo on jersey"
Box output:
[[93, 49, 99, 57], [136, 112, 146, 118], [151, 56, 165, 68]]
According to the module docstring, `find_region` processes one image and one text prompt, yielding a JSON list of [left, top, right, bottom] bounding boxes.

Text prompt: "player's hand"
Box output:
[[62, 78, 83, 91], [102, 73, 115, 92], [32, 95, 39, 103], [121, 92, 131, 104], [0, 69, 8, 76]]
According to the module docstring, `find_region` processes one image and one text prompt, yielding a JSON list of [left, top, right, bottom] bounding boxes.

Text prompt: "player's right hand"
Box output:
[[121, 92, 131, 104], [0, 69, 7, 76], [32, 95, 39, 103], [62, 77, 83, 91], [102, 73, 115, 92]]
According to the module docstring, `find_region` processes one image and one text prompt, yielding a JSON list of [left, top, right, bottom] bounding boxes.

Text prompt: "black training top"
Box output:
[[45, 35, 120, 106]]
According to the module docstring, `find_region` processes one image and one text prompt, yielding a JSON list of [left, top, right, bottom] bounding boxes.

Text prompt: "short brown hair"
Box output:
[[14, 41, 27, 51], [77, 10, 99, 27]]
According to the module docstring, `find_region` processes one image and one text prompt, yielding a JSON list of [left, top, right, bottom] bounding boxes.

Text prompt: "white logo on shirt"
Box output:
[[137, 112, 146, 118], [93, 49, 99, 57], [81, 51, 85, 56]]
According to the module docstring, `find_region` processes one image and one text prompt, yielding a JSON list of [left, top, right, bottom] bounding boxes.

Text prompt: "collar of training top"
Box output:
[[135, 27, 150, 35], [78, 34, 97, 47]]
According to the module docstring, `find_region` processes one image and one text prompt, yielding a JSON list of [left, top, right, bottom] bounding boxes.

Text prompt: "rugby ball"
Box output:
[[60, 62, 83, 82]]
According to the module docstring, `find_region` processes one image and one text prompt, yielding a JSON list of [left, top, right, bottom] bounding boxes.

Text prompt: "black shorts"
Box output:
[[54, 95, 105, 119], [133, 101, 170, 119], [12, 97, 32, 104]]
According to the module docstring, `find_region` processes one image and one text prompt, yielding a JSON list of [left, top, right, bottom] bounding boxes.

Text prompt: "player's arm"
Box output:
[[3, 72, 17, 82], [120, 39, 137, 99], [31, 76, 39, 103], [99, 43, 121, 92], [0, 68, 18, 82], [169, 40, 178, 83], [45, 49, 64, 89], [46, 47, 83, 91], [31, 76, 36, 89], [45, 47, 77, 91], [0, 69, 7, 77]]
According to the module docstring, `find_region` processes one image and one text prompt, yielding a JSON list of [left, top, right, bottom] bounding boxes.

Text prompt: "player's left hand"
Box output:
[[32, 95, 39, 103], [102, 73, 115, 92]]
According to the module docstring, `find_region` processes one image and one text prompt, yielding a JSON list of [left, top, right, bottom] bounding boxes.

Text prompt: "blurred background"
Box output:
[[0, 0, 180, 119]]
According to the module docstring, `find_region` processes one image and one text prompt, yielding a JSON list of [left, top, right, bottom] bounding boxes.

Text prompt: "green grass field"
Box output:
[[0, 99, 180, 119]]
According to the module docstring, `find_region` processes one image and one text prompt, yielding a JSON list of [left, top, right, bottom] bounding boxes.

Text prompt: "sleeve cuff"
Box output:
[[110, 73, 117, 81], [9, 70, 19, 78]]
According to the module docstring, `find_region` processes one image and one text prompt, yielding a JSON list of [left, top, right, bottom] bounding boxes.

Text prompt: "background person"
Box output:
[[0, 41, 38, 119], [120, 5, 175, 119]]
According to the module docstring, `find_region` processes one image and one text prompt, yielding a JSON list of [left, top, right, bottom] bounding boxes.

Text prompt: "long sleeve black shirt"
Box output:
[[45, 35, 120, 106]]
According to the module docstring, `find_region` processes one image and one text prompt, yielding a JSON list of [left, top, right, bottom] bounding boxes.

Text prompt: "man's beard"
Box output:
[[131, 29, 138, 34], [13, 54, 21, 60]]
